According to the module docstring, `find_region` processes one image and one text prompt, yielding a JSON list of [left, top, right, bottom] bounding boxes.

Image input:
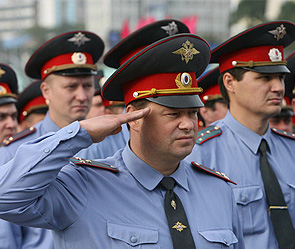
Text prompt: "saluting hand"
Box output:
[[79, 107, 150, 143]]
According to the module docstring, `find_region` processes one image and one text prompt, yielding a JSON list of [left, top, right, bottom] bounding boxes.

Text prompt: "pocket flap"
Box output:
[[199, 229, 238, 246], [287, 183, 295, 190], [233, 185, 263, 205], [107, 221, 158, 246]]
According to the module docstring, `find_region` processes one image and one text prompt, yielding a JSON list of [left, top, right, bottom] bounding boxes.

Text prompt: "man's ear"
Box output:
[[40, 81, 50, 100], [223, 72, 236, 93]]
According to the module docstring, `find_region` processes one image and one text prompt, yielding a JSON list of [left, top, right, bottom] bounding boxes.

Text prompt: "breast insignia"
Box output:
[[70, 157, 119, 173], [271, 127, 295, 140], [196, 125, 222, 145], [0, 127, 36, 147], [191, 161, 236, 185]]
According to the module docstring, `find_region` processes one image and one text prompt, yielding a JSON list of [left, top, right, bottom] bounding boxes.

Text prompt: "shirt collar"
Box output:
[[224, 111, 271, 154], [42, 112, 60, 133], [122, 144, 189, 191]]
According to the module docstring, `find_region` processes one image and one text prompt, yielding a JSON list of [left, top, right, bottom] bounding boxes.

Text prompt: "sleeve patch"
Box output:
[[191, 161, 236, 185], [70, 157, 119, 173], [271, 127, 295, 140], [1, 127, 36, 146], [196, 125, 222, 145]]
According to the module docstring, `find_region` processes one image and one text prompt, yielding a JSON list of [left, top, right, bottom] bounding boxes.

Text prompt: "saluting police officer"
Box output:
[[186, 21, 295, 249], [0, 33, 244, 248], [77, 19, 192, 159]]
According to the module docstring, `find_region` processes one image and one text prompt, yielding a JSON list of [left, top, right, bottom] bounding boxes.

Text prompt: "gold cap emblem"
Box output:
[[172, 40, 200, 64]]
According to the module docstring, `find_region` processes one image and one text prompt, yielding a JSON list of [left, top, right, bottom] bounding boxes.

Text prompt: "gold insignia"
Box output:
[[0, 85, 7, 94], [0, 67, 6, 77], [171, 200, 177, 210], [172, 40, 200, 64], [67, 32, 91, 47], [175, 73, 192, 88], [172, 222, 187, 232], [71, 52, 87, 65], [268, 24, 286, 41]]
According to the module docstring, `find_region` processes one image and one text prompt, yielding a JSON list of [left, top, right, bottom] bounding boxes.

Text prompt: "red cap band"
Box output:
[[20, 95, 47, 122], [219, 45, 284, 73], [122, 72, 198, 105], [0, 83, 12, 94], [41, 52, 94, 80]]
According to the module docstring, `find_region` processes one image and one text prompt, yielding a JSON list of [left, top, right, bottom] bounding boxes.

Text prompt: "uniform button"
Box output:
[[67, 129, 73, 134], [44, 148, 50, 153], [130, 236, 138, 243], [241, 196, 247, 203]]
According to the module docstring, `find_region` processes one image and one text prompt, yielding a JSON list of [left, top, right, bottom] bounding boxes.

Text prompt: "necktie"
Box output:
[[160, 177, 196, 249], [259, 139, 295, 249]]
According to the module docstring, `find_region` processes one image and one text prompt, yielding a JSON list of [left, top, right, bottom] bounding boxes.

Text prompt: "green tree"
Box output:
[[278, 1, 295, 23], [230, 0, 267, 27]]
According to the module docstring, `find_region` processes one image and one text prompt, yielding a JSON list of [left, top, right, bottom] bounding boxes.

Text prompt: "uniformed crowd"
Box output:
[[0, 19, 294, 249]]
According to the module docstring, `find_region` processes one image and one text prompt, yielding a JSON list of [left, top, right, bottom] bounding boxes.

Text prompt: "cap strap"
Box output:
[[44, 64, 97, 75], [232, 60, 287, 68], [135, 87, 203, 99]]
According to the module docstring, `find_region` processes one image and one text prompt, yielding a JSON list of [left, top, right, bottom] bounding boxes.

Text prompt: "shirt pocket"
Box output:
[[107, 221, 159, 249], [232, 185, 267, 235], [198, 229, 238, 248]]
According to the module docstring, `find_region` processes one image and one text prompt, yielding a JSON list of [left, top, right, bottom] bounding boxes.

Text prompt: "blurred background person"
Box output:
[[198, 66, 228, 129], [269, 105, 294, 133], [0, 63, 18, 144], [17, 80, 48, 131], [86, 70, 105, 119]]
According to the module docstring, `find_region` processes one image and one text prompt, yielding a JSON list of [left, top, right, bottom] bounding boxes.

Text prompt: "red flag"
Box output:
[[136, 16, 155, 29], [181, 15, 198, 34], [121, 20, 130, 39]]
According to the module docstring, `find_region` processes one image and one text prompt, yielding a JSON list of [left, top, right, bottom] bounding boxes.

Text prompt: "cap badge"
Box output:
[[161, 21, 179, 36], [0, 85, 7, 94], [268, 48, 282, 62], [172, 222, 187, 232], [0, 67, 6, 78], [268, 24, 286, 41], [172, 40, 200, 64], [68, 32, 91, 47], [175, 72, 192, 88], [71, 52, 87, 64]]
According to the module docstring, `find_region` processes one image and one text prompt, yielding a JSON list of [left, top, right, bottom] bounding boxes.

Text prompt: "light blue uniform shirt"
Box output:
[[186, 111, 295, 249], [0, 112, 128, 248], [0, 121, 244, 248]]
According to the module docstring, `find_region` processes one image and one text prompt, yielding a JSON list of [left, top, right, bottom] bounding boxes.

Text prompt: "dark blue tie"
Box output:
[[160, 177, 196, 249], [259, 139, 295, 249]]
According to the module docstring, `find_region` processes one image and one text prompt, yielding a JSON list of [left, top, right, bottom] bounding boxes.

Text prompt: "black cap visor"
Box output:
[[0, 97, 17, 106], [146, 94, 204, 108], [243, 64, 290, 74], [53, 68, 98, 77]]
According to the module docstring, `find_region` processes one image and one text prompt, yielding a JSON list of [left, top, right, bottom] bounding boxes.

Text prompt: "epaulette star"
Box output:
[[271, 127, 295, 140], [191, 161, 236, 185], [196, 125, 222, 145], [70, 157, 118, 173], [0, 127, 36, 147]]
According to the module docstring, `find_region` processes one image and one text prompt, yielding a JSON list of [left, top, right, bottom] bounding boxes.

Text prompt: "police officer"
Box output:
[[197, 66, 228, 129], [186, 21, 295, 249], [78, 19, 192, 159], [17, 80, 48, 131], [0, 64, 18, 143], [0, 33, 244, 248], [269, 105, 294, 133], [0, 31, 104, 162]]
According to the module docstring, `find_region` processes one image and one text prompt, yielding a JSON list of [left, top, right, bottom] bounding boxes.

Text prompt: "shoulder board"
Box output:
[[271, 127, 295, 140], [191, 161, 236, 185], [1, 127, 36, 147], [70, 157, 118, 173], [196, 125, 222, 145]]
